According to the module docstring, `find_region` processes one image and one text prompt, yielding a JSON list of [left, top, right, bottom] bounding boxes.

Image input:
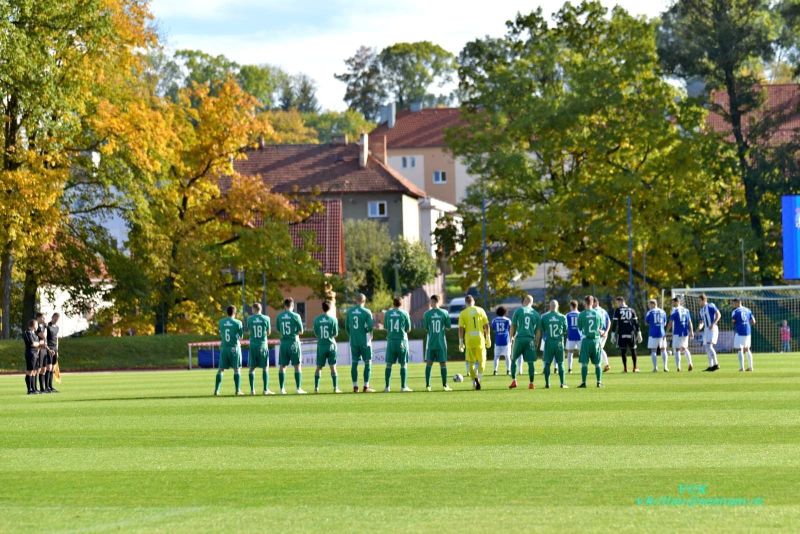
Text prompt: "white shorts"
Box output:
[[672, 336, 689, 350], [647, 336, 665, 350], [539, 339, 545, 351], [494, 344, 510, 358], [733, 334, 751, 349], [703, 326, 719, 345], [566, 340, 581, 351], [599, 335, 608, 349]]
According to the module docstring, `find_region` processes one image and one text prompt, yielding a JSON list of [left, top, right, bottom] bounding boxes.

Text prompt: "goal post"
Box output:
[[671, 285, 800, 353]]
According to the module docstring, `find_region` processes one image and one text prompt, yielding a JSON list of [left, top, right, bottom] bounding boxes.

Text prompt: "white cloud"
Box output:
[[154, 0, 669, 111]]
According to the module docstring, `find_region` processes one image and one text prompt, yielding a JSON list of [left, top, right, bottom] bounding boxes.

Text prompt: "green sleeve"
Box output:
[[332, 319, 339, 338]]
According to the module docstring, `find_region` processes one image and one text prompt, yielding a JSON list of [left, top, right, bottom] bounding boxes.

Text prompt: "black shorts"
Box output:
[[39, 349, 51, 367], [50, 350, 58, 365], [26, 353, 39, 371], [617, 337, 636, 350]]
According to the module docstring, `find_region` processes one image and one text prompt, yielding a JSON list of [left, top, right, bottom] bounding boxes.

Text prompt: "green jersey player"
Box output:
[[577, 295, 605, 388], [384, 297, 412, 392], [246, 302, 273, 395], [540, 300, 568, 389], [313, 301, 341, 393], [215, 305, 244, 396], [423, 295, 452, 391], [509, 295, 542, 390], [346, 293, 375, 392], [275, 297, 306, 394]]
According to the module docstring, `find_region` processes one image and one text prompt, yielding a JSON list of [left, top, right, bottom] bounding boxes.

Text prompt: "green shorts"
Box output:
[[350, 344, 372, 362], [219, 346, 242, 370], [278, 341, 301, 366], [425, 346, 447, 363], [543, 342, 564, 365], [579, 339, 601, 365], [316, 345, 337, 367], [512, 338, 538, 362], [386, 340, 409, 365], [249, 344, 269, 368]]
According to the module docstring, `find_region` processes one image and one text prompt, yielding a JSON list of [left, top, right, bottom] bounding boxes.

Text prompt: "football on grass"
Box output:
[[452, 374, 464, 383]]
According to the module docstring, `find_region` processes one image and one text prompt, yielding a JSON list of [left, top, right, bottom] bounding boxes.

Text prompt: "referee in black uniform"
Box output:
[[611, 296, 642, 373], [24, 319, 43, 394], [35, 313, 50, 393], [46, 313, 60, 392]]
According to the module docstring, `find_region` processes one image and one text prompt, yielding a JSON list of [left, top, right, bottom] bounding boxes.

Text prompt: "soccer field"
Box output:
[[1, 354, 799, 533]]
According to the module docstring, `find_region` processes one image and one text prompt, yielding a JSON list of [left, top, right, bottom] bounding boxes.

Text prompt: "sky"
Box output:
[[150, 0, 670, 111]]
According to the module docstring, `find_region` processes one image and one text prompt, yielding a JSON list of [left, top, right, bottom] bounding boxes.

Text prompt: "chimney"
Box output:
[[409, 101, 423, 112], [359, 132, 368, 168], [387, 102, 396, 129], [258, 135, 265, 149], [380, 135, 387, 164]]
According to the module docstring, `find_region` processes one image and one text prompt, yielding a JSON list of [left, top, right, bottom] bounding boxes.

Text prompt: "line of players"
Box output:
[[22, 313, 61, 395], [211, 291, 757, 396]]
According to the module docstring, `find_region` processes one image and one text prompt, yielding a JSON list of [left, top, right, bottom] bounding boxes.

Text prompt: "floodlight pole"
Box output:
[[627, 196, 634, 307]]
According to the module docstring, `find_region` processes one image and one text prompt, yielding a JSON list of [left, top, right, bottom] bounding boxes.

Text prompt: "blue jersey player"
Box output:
[[491, 306, 512, 375], [565, 300, 581, 374], [697, 293, 721, 371], [667, 297, 694, 372], [731, 297, 755, 372], [645, 299, 668, 372]]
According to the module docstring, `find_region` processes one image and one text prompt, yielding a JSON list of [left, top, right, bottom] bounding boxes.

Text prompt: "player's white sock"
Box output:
[[707, 345, 717, 366], [746, 349, 753, 370], [493, 354, 499, 372], [674, 351, 681, 369], [601, 350, 609, 366], [567, 353, 573, 370], [662, 352, 669, 370], [685, 349, 692, 367], [737, 349, 744, 370], [505, 353, 511, 371], [651, 352, 658, 371], [465, 361, 471, 374]]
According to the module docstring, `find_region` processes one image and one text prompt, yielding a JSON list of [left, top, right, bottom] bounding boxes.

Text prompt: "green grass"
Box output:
[[1, 353, 799, 533]]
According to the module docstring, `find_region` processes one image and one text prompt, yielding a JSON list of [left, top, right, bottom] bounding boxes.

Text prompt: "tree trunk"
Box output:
[[22, 268, 38, 329], [154, 275, 175, 334], [0, 242, 13, 339]]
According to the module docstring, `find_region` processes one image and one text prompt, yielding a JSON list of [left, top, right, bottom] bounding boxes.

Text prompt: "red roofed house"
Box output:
[[235, 134, 445, 322], [706, 84, 800, 145], [370, 104, 477, 206]]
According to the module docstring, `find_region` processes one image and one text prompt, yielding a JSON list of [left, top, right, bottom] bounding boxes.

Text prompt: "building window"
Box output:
[[296, 302, 306, 325], [409, 156, 416, 168], [433, 170, 447, 184], [401, 156, 408, 168], [368, 201, 388, 218]]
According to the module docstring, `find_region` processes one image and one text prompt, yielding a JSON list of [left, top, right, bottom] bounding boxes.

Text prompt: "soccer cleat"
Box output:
[[334, 388, 342, 393], [475, 379, 481, 391], [710, 365, 720, 372], [528, 382, 535, 390], [493, 370, 497, 376], [688, 364, 693, 371], [383, 387, 391, 393], [49, 388, 59, 393], [250, 390, 256, 396], [577, 383, 587, 388], [508, 380, 518, 389], [745, 368, 753, 372], [264, 390, 275, 395], [603, 365, 610, 373], [663, 368, 669, 373], [353, 386, 359, 393], [28, 390, 36, 395], [677, 368, 681, 372], [545, 384, 550, 389], [506, 370, 510, 375], [296, 389, 308, 395], [363, 386, 376, 393], [560, 384, 569, 389], [443, 385, 453, 391], [213, 390, 220, 397], [426, 386, 432, 392], [623, 369, 628, 373], [703, 367, 712, 372], [314, 387, 320, 393], [597, 382, 603, 388], [652, 369, 658, 373], [235, 390, 244, 396], [633, 368, 640, 373], [401, 386, 414, 392], [568, 368, 573, 374], [739, 368, 744, 372], [280, 388, 287, 395]]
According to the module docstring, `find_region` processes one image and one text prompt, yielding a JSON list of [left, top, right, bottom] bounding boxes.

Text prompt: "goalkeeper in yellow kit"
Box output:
[[458, 295, 491, 390]]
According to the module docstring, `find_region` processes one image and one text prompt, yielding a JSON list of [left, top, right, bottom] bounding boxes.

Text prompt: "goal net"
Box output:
[[671, 286, 800, 353]]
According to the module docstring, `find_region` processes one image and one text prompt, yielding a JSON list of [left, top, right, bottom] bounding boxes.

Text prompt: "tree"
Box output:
[[335, 46, 387, 120], [657, 0, 797, 283], [378, 42, 456, 110], [382, 239, 437, 296], [0, 0, 155, 337], [304, 110, 375, 144], [343, 219, 392, 299], [279, 74, 320, 113], [447, 1, 743, 299], [175, 49, 239, 93], [237, 64, 287, 110]]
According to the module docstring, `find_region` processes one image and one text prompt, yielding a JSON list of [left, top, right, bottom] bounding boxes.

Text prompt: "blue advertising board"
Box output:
[[783, 195, 800, 279]]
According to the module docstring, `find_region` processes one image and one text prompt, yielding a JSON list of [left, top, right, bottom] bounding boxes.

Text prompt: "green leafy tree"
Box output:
[[382, 238, 437, 296], [657, 0, 797, 282], [335, 46, 387, 119], [343, 219, 392, 299], [447, 1, 743, 299], [378, 41, 456, 109], [304, 110, 375, 143], [279, 74, 320, 113]]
